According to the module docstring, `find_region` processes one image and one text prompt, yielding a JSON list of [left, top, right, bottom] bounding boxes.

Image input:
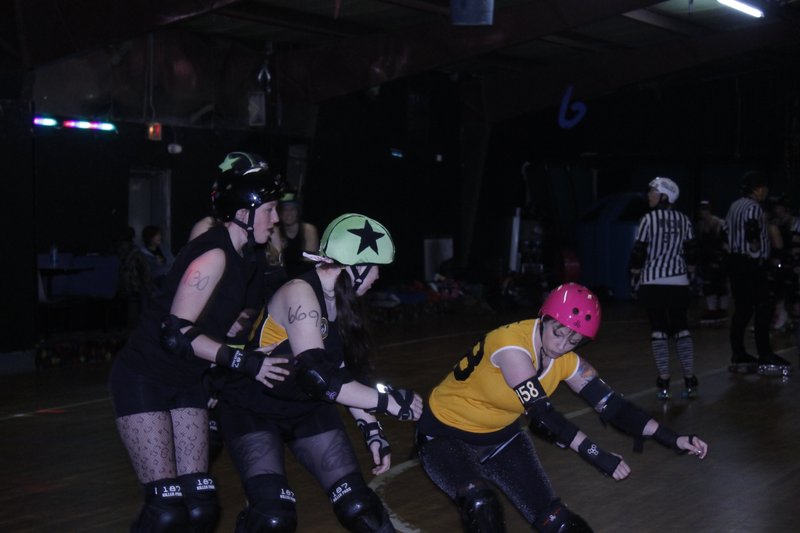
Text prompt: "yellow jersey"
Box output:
[[428, 319, 581, 434]]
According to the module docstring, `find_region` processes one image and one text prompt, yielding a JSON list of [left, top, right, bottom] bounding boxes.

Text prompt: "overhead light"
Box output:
[[33, 117, 58, 127], [716, 0, 765, 18]]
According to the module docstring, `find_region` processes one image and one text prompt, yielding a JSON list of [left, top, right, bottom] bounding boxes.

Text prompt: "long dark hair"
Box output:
[[333, 268, 373, 378]]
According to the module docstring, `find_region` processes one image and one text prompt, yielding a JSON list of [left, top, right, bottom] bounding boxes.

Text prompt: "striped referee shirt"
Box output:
[[723, 197, 770, 259], [634, 208, 695, 284]]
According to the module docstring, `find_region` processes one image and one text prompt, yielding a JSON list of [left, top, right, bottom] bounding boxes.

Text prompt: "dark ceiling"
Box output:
[[5, 0, 800, 126]]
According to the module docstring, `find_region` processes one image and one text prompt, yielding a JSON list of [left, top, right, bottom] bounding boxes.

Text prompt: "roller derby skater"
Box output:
[[417, 283, 709, 533]]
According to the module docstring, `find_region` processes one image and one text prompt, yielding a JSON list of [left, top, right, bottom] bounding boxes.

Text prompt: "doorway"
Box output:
[[128, 168, 172, 252]]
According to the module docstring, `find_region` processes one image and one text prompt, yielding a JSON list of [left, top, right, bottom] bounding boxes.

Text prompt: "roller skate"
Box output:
[[757, 353, 792, 377], [681, 375, 699, 399], [656, 377, 671, 401], [728, 353, 758, 374]]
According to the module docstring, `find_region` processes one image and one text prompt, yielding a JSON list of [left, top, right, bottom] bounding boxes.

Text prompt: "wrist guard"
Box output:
[[215, 345, 264, 377], [369, 384, 415, 420], [578, 438, 621, 476], [356, 419, 391, 459]]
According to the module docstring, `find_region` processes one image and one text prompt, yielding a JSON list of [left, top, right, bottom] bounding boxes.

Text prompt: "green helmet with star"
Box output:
[[320, 213, 395, 266]]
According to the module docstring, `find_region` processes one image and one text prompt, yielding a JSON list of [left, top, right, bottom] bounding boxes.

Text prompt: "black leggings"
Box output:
[[638, 284, 690, 334], [418, 430, 556, 525], [728, 255, 774, 357]]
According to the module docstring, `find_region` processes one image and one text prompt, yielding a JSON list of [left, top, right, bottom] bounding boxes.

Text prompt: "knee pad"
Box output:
[[455, 482, 505, 533], [533, 499, 592, 533], [132, 479, 190, 533], [329, 473, 393, 533], [243, 474, 298, 532], [675, 329, 691, 340], [650, 331, 668, 341], [178, 473, 220, 533]]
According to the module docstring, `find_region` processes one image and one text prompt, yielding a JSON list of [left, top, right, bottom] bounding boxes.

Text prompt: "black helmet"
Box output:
[[212, 152, 284, 221]]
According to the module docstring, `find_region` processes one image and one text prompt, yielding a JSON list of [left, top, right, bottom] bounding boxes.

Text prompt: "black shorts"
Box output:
[[217, 399, 344, 442], [108, 358, 209, 417]]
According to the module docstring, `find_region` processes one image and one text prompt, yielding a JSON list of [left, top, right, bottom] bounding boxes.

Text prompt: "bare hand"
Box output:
[[611, 454, 631, 481], [677, 435, 708, 459], [253, 343, 289, 387]]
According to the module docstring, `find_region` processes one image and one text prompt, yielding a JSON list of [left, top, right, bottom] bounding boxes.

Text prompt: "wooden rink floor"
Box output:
[[2, 300, 799, 533]]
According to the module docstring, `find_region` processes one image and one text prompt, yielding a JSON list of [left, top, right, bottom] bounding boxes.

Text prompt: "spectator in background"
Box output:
[[269, 190, 319, 279], [765, 195, 800, 331], [140, 225, 174, 289], [723, 171, 791, 375], [116, 226, 152, 329], [695, 201, 729, 322], [629, 177, 699, 400]]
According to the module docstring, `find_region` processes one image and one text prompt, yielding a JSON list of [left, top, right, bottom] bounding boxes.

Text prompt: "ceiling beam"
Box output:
[[482, 19, 800, 124], [274, 0, 665, 102], [623, 8, 705, 37], [217, 4, 373, 38], [15, 0, 245, 67], [376, 0, 450, 16]]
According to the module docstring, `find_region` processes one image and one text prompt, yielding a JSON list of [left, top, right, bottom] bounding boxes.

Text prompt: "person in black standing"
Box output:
[[723, 171, 791, 375], [108, 155, 292, 532]]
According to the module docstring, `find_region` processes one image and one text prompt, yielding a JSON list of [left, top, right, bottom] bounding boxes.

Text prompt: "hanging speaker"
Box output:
[[450, 0, 494, 26]]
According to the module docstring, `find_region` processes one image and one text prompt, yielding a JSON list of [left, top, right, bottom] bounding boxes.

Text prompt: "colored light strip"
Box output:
[[33, 117, 58, 127], [62, 120, 116, 131], [716, 0, 765, 18]]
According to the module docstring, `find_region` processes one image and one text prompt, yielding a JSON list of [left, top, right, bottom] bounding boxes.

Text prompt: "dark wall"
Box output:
[[32, 123, 275, 256], [305, 75, 462, 284], [2, 101, 36, 351], [21, 61, 800, 322]]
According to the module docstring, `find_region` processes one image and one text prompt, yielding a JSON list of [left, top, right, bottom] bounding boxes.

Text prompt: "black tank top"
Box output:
[[218, 269, 346, 418], [118, 225, 256, 386]]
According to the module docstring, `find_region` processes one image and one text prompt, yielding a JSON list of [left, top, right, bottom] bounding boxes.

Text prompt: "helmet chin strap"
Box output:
[[349, 264, 372, 293], [231, 208, 257, 255]]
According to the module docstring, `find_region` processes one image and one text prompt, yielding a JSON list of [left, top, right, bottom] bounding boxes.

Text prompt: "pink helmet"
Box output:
[[539, 283, 601, 339]]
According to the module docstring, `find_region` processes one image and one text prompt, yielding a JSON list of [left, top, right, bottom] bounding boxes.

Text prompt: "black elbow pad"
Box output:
[[159, 314, 201, 360], [294, 348, 346, 402], [528, 403, 579, 449]]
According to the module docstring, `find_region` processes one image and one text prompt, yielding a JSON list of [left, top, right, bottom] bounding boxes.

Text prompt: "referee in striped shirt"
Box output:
[[723, 171, 790, 372], [629, 177, 698, 400]]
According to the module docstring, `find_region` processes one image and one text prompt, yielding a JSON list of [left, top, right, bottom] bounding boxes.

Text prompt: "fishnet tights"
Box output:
[[116, 408, 209, 483], [230, 428, 359, 490]]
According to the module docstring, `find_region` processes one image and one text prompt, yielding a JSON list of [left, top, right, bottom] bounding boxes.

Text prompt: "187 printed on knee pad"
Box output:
[[329, 481, 352, 504]]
